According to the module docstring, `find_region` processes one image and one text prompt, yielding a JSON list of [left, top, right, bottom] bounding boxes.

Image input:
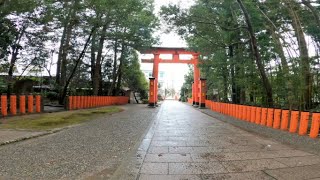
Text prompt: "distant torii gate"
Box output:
[[140, 47, 207, 108]]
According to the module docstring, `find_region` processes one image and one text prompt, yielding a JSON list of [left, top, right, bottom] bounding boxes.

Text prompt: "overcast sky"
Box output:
[[154, 0, 194, 47]]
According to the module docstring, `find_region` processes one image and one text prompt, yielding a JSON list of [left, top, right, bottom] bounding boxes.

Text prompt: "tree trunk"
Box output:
[[93, 24, 107, 95], [56, 0, 73, 85], [56, 24, 67, 85], [7, 26, 26, 100], [90, 31, 96, 89], [60, 19, 74, 88], [133, 92, 139, 104], [108, 40, 118, 95], [115, 44, 126, 96], [222, 65, 228, 102], [236, 0, 274, 107], [59, 28, 95, 104], [229, 45, 239, 104], [257, 4, 294, 107], [268, 26, 294, 108], [284, 0, 312, 110]]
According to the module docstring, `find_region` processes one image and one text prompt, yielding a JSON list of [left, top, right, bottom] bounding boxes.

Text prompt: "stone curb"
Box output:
[[0, 127, 71, 147]]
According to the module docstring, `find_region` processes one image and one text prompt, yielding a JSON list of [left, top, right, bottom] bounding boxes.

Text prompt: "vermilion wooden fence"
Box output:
[[1, 94, 42, 117], [67, 96, 129, 110], [187, 99, 320, 139]]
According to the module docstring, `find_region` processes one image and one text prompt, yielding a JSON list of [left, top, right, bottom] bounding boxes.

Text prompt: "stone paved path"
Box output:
[[0, 105, 158, 179], [137, 101, 320, 180]]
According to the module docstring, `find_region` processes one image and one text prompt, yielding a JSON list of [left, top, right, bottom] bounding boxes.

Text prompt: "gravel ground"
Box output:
[[200, 108, 320, 156], [0, 104, 158, 179]]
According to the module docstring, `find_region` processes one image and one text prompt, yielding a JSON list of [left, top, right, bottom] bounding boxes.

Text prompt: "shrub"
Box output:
[[46, 91, 59, 101], [142, 99, 149, 104]]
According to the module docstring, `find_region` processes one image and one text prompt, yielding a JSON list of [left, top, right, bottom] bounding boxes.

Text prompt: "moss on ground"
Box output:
[[0, 107, 122, 131]]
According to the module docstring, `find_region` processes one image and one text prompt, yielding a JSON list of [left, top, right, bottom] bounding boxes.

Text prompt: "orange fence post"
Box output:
[[1, 95, 7, 116], [239, 105, 243, 119], [20, 95, 26, 114], [298, 112, 310, 136], [73, 96, 76, 109], [255, 107, 262, 124], [82, 96, 85, 109], [88, 96, 91, 108], [261, 108, 268, 126], [250, 107, 256, 123], [267, 108, 274, 127], [245, 106, 251, 122], [280, 110, 290, 131], [310, 113, 320, 138], [289, 111, 300, 133], [72, 96, 77, 110], [69, 96, 73, 110], [106, 96, 109, 106], [81, 96, 85, 109], [77, 96, 81, 109], [273, 109, 282, 129], [83, 96, 86, 108], [10, 95, 17, 115], [28, 95, 34, 113], [86, 96, 89, 108], [236, 105, 240, 119], [35, 95, 41, 113], [78, 96, 82, 109], [91, 96, 94, 108], [74, 96, 78, 109]]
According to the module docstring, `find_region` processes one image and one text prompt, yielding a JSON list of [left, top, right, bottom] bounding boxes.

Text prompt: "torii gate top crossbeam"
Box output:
[[140, 47, 198, 55], [140, 47, 199, 64]]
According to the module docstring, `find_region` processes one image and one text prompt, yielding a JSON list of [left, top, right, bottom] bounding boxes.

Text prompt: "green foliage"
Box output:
[[123, 49, 149, 100], [162, 0, 320, 110], [46, 91, 59, 101], [180, 66, 193, 101], [0, 0, 158, 104]]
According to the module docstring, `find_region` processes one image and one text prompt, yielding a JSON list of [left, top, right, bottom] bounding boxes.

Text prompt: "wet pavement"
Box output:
[[0, 130, 47, 145], [1, 101, 320, 179], [135, 101, 320, 180], [0, 104, 158, 179]]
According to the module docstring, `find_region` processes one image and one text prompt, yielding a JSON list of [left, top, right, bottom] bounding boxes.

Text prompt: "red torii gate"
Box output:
[[140, 47, 206, 108]]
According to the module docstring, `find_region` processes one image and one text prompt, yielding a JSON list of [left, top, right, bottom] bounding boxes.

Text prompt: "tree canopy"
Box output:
[[0, 0, 158, 104], [163, 0, 320, 111]]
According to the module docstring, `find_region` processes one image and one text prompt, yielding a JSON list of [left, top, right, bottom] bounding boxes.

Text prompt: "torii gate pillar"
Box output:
[[193, 54, 200, 106], [199, 78, 207, 108], [148, 77, 156, 107], [153, 54, 160, 104]]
